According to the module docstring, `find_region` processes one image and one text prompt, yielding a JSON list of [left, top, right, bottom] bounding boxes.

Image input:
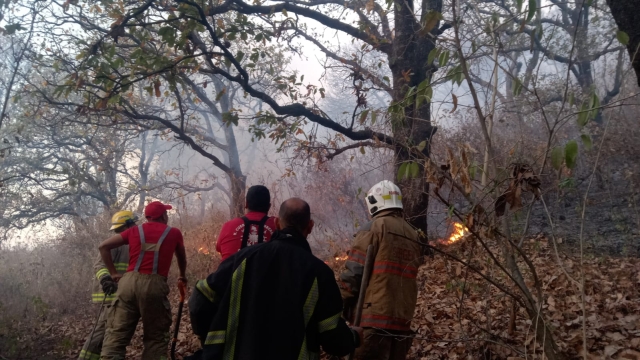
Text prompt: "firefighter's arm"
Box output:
[[98, 234, 126, 281], [338, 227, 377, 307], [93, 251, 109, 281], [317, 266, 360, 356], [174, 230, 187, 281], [190, 257, 235, 341]]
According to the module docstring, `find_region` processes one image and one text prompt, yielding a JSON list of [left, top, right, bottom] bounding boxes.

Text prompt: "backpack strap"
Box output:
[[240, 215, 271, 249]]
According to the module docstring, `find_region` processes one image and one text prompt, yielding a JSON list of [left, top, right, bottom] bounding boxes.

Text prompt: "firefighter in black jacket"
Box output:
[[189, 197, 361, 360]]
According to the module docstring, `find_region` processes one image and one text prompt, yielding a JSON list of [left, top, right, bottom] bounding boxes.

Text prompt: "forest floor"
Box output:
[[1, 236, 639, 360]]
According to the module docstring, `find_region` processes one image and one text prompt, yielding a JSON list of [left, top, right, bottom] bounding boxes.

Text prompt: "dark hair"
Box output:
[[278, 198, 311, 233], [246, 185, 271, 213]]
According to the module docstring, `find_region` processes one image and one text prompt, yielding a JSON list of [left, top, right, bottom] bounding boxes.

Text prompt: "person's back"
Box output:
[[357, 211, 421, 328], [190, 198, 360, 360], [99, 201, 187, 360], [339, 180, 422, 360], [216, 185, 276, 261]]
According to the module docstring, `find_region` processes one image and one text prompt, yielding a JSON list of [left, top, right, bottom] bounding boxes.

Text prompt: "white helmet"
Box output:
[[365, 180, 403, 216]]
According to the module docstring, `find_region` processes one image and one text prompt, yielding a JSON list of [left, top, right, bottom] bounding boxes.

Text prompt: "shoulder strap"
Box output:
[[134, 225, 145, 272], [152, 226, 172, 275], [257, 215, 269, 244], [240, 216, 251, 249]]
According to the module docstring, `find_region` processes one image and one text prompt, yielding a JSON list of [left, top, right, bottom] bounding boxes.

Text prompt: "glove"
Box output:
[[100, 275, 118, 295]]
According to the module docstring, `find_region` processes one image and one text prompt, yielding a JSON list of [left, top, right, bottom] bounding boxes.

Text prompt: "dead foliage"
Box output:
[[411, 235, 640, 359]]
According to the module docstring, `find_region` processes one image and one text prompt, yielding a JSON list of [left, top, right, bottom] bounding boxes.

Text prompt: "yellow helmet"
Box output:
[[109, 210, 138, 231]]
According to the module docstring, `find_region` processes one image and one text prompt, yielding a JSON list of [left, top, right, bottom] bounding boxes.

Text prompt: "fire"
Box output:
[[198, 247, 210, 255], [439, 222, 468, 245], [334, 255, 348, 261]]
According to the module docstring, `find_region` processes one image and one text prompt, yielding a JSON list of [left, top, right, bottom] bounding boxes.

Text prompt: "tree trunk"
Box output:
[[606, 0, 640, 86], [389, 0, 440, 237]]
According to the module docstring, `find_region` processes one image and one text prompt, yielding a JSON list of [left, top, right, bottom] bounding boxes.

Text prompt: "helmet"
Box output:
[[109, 210, 138, 231], [365, 180, 403, 216]]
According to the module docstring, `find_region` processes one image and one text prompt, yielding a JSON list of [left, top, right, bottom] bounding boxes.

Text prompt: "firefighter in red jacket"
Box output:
[[98, 201, 187, 360], [216, 185, 276, 261]]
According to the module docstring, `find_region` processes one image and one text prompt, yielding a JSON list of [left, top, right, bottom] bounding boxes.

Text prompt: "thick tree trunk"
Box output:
[[606, 0, 640, 86], [229, 173, 246, 218], [389, 0, 440, 237]]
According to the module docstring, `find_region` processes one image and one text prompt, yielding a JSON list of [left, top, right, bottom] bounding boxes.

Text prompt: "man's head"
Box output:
[[275, 197, 314, 237], [110, 210, 139, 234], [144, 201, 172, 224], [245, 185, 271, 213]]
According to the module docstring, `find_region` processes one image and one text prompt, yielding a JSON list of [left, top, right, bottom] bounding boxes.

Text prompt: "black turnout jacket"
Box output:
[[189, 227, 359, 360]]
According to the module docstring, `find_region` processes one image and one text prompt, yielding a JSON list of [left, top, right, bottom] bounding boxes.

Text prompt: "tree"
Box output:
[[24, 0, 451, 234], [606, 0, 640, 86]]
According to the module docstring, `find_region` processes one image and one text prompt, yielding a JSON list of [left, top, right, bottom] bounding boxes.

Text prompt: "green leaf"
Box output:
[[564, 140, 579, 169], [427, 48, 439, 65], [236, 50, 245, 63], [409, 162, 420, 178], [438, 50, 449, 66], [360, 146, 366, 155], [416, 140, 427, 152], [421, 10, 443, 36], [516, 0, 523, 12], [371, 111, 377, 125], [4, 23, 23, 35], [616, 30, 629, 45], [581, 134, 592, 150], [551, 147, 563, 170], [527, 0, 537, 22], [397, 163, 408, 181], [577, 103, 589, 127], [513, 78, 523, 96], [358, 109, 369, 125], [382, 76, 390, 83], [222, 111, 239, 127]]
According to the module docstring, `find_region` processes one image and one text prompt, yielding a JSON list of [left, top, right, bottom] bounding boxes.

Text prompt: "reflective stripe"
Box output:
[[298, 278, 319, 360], [134, 225, 172, 274], [204, 330, 226, 345], [381, 194, 402, 200], [91, 293, 116, 303], [134, 225, 146, 272], [95, 268, 110, 280], [196, 279, 216, 302], [318, 311, 341, 333], [223, 259, 247, 360], [79, 349, 101, 360], [152, 226, 172, 274], [372, 261, 418, 279], [360, 314, 411, 331], [347, 249, 366, 264]]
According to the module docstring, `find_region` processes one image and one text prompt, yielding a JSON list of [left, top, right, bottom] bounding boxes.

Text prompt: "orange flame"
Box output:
[[334, 255, 348, 261], [198, 246, 210, 255], [439, 222, 468, 245]]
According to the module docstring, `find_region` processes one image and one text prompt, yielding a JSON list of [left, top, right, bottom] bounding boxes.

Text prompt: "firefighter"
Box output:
[[79, 211, 138, 360], [188, 198, 362, 360], [339, 180, 423, 360], [98, 201, 187, 360], [216, 185, 276, 261]]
